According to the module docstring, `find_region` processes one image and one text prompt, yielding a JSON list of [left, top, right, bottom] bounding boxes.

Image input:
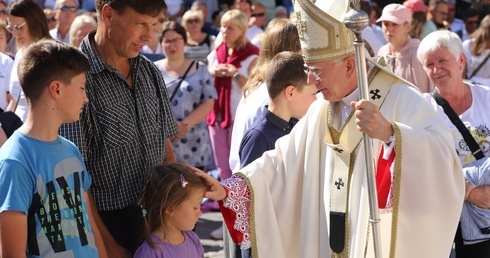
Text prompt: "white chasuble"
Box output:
[[233, 66, 465, 258]]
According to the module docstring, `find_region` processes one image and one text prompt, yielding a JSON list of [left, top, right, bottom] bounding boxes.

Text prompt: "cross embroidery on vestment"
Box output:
[[335, 178, 344, 190], [370, 89, 381, 100]]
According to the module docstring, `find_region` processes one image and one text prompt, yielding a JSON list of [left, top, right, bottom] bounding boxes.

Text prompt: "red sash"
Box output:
[[206, 43, 259, 128]]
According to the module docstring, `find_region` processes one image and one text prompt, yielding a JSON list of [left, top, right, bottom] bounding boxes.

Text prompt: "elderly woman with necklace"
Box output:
[[419, 30, 490, 257]]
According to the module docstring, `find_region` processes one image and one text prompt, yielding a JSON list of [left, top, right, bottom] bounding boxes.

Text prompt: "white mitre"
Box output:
[[293, 0, 355, 63]]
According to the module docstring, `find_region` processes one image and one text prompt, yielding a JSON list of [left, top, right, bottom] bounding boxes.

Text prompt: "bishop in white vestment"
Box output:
[[197, 0, 465, 257]]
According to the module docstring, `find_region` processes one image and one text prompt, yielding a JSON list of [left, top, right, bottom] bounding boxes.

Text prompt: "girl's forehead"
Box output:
[[189, 188, 206, 198]]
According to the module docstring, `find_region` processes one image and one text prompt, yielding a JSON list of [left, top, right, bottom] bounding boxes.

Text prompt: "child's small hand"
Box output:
[[188, 166, 227, 201]]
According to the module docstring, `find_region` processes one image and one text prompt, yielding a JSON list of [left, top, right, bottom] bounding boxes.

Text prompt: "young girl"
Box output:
[[135, 163, 207, 257]]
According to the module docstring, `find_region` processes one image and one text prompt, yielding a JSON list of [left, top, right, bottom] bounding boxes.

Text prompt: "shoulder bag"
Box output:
[[431, 89, 483, 160], [169, 60, 195, 101]]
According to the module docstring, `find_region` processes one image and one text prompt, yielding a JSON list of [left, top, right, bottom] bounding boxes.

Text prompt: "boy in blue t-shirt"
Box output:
[[0, 39, 106, 257], [239, 51, 318, 168]]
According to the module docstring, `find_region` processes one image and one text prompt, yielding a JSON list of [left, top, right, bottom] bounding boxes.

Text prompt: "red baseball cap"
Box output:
[[403, 0, 428, 14]]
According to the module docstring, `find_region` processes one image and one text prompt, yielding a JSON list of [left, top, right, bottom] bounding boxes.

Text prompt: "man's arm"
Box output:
[[86, 191, 131, 258], [164, 138, 176, 162], [0, 211, 27, 258], [462, 158, 490, 209], [466, 186, 490, 209]]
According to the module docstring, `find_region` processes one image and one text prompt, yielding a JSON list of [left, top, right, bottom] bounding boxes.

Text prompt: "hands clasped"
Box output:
[[213, 64, 238, 78]]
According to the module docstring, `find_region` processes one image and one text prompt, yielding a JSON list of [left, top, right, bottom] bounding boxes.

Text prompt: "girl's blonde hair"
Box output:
[[138, 162, 207, 249], [215, 9, 249, 50], [242, 18, 301, 98], [470, 14, 490, 56]]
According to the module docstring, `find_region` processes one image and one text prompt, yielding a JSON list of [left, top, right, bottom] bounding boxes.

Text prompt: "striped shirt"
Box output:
[[184, 34, 215, 64], [59, 32, 179, 211]]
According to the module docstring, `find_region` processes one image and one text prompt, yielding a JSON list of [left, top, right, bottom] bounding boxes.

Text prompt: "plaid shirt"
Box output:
[[60, 32, 179, 211]]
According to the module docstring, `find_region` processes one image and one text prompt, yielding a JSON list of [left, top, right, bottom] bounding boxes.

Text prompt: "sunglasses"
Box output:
[[59, 5, 78, 12], [186, 18, 201, 24], [252, 12, 265, 17], [6, 21, 26, 33]]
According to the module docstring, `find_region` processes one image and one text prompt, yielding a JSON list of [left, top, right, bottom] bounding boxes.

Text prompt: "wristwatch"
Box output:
[[233, 72, 241, 80]]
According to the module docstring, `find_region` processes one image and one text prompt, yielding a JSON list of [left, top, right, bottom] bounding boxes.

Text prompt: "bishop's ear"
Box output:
[[345, 56, 356, 77]]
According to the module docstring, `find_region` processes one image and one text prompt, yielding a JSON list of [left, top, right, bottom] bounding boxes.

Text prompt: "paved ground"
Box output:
[[195, 212, 457, 258], [196, 211, 225, 258]]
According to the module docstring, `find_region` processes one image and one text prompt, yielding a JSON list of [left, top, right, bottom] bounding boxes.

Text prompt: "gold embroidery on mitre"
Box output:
[[293, 0, 355, 63], [295, 12, 307, 40]]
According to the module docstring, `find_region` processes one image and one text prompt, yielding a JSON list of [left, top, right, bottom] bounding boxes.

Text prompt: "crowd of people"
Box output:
[[0, 0, 490, 257]]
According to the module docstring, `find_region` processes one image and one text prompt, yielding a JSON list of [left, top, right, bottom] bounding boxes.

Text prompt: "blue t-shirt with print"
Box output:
[[0, 131, 98, 257]]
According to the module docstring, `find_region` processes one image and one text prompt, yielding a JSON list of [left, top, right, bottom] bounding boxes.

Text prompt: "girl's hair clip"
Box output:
[[141, 208, 147, 218], [180, 174, 189, 188]]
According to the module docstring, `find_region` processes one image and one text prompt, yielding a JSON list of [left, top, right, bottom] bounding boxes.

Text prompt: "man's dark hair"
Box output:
[[463, 8, 480, 21], [266, 51, 308, 99], [95, 0, 166, 17], [18, 39, 90, 103]]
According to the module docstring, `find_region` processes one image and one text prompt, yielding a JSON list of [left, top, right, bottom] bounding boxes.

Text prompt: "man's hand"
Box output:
[[351, 100, 394, 142], [466, 185, 490, 209]]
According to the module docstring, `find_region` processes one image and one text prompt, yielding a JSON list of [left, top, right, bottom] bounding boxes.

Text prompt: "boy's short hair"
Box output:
[[18, 39, 90, 103], [265, 51, 308, 99]]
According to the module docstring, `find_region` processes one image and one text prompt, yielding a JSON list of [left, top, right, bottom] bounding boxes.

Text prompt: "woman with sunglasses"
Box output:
[[182, 9, 215, 64], [5, 0, 50, 122]]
